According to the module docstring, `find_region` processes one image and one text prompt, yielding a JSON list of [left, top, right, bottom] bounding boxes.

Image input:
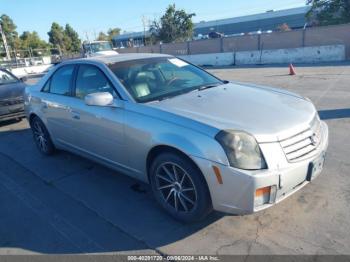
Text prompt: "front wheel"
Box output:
[[150, 152, 212, 223], [30, 116, 55, 155]]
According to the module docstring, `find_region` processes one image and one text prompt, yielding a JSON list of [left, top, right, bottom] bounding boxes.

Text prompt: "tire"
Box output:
[[150, 152, 212, 223], [30, 116, 55, 155]]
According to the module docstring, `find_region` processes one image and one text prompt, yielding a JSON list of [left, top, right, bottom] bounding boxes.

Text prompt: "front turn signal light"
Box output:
[[255, 186, 276, 207]]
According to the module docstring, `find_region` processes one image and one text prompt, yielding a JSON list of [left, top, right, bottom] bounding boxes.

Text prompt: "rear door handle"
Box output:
[[71, 111, 80, 120]]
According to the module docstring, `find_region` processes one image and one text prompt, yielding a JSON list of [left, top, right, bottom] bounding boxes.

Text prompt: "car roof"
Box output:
[[68, 53, 173, 66]]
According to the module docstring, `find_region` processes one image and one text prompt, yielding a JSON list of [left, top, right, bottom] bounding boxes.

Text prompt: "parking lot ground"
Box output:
[[1, 64, 350, 255]]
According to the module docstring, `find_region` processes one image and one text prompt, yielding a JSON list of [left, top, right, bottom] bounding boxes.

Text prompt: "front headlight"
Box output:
[[215, 130, 267, 170]]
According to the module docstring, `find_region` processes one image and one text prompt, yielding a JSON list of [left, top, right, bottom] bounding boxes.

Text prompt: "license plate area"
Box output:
[[306, 152, 326, 181]]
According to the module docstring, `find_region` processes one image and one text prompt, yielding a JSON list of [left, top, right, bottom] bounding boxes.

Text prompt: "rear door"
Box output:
[[39, 64, 77, 145]]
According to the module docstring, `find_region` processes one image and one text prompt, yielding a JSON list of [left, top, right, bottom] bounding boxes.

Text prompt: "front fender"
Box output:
[[150, 129, 229, 168], [124, 103, 230, 180]]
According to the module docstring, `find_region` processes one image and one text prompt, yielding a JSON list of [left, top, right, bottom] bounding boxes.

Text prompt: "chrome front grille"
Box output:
[[280, 116, 322, 162], [0, 97, 24, 106]]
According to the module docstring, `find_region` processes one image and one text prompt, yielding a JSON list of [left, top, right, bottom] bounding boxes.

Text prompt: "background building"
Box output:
[[195, 6, 310, 36], [113, 6, 310, 48]]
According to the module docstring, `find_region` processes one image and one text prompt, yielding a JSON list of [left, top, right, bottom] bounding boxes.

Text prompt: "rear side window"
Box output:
[[49, 65, 75, 95]]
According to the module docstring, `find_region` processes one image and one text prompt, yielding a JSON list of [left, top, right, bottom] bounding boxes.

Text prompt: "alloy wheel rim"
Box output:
[[155, 162, 197, 213], [33, 121, 48, 152]]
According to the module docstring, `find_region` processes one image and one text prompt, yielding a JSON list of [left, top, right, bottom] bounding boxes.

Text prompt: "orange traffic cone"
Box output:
[[289, 64, 296, 75]]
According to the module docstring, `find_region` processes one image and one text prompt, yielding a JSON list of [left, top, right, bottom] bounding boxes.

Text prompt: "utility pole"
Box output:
[[85, 31, 90, 42], [142, 15, 147, 46], [0, 23, 11, 60]]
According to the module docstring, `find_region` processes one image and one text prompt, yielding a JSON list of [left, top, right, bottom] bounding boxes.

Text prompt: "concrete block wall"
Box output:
[[235, 45, 346, 65], [223, 35, 259, 52], [179, 52, 235, 66], [304, 24, 350, 60], [179, 45, 345, 66], [117, 23, 350, 64], [260, 30, 303, 49]]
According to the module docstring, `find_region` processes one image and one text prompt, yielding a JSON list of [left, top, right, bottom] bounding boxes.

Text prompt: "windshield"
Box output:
[[109, 57, 222, 103], [88, 42, 113, 53], [0, 70, 18, 85]]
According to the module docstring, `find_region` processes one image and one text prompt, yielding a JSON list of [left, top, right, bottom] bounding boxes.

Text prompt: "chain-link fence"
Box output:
[[0, 47, 82, 69]]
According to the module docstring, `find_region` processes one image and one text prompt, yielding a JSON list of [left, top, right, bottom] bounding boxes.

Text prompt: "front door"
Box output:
[[68, 64, 128, 168]]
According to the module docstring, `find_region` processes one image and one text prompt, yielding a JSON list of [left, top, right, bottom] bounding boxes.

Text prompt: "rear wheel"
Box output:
[[30, 116, 55, 155], [150, 152, 212, 223]]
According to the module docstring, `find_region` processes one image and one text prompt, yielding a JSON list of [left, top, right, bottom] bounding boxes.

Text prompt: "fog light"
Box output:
[[254, 186, 274, 207]]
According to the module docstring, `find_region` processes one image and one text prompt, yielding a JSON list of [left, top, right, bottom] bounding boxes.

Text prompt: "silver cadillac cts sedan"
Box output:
[[25, 53, 328, 222]]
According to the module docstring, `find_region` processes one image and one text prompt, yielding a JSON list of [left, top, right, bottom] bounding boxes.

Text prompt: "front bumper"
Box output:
[[0, 105, 25, 122], [192, 121, 329, 215]]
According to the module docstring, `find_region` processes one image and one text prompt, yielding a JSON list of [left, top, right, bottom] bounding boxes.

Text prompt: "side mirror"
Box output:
[[85, 92, 114, 107]]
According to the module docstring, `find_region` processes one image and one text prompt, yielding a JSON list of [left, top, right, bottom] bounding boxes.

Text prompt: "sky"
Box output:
[[1, 0, 306, 41]]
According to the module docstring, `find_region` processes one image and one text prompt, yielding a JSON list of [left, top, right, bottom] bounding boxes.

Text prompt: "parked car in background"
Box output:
[[0, 67, 26, 122], [208, 31, 224, 39], [24, 54, 328, 222], [82, 41, 119, 57]]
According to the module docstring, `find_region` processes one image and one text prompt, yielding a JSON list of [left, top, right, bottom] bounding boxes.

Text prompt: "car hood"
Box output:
[[0, 82, 26, 100], [149, 83, 317, 143]]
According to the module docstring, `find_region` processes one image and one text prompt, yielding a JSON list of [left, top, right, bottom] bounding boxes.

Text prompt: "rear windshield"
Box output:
[[108, 57, 222, 103]]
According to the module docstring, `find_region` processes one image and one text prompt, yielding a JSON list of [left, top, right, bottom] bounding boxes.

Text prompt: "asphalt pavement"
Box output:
[[0, 64, 349, 256]]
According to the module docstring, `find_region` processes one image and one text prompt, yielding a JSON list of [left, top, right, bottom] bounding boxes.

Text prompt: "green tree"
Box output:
[[0, 14, 19, 50], [19, 31, 50, 56], [48, 22, 81, 54], [97, 31, 109, 41], [48, 22, 66, 53], [96, 28, 120, 42], [307, 0, 350, 26], [107, 27, 121, 41], [150, 4, 195, 43], [19, 31, 48, 49], [64, 24, 81, 53]]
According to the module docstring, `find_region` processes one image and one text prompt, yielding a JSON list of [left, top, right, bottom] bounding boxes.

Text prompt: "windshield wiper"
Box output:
[[158, 95, 175, 101], [197, 84, 220, 91], [156, 83, 222, 101], [157, 88, 198, 101]]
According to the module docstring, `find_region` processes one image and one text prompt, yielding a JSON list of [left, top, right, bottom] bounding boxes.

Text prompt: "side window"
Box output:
[[0, 69, 18, 85], [49, 65, 75, 95], [75, 65, 116, 99], [42, 79, 50, 92]]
